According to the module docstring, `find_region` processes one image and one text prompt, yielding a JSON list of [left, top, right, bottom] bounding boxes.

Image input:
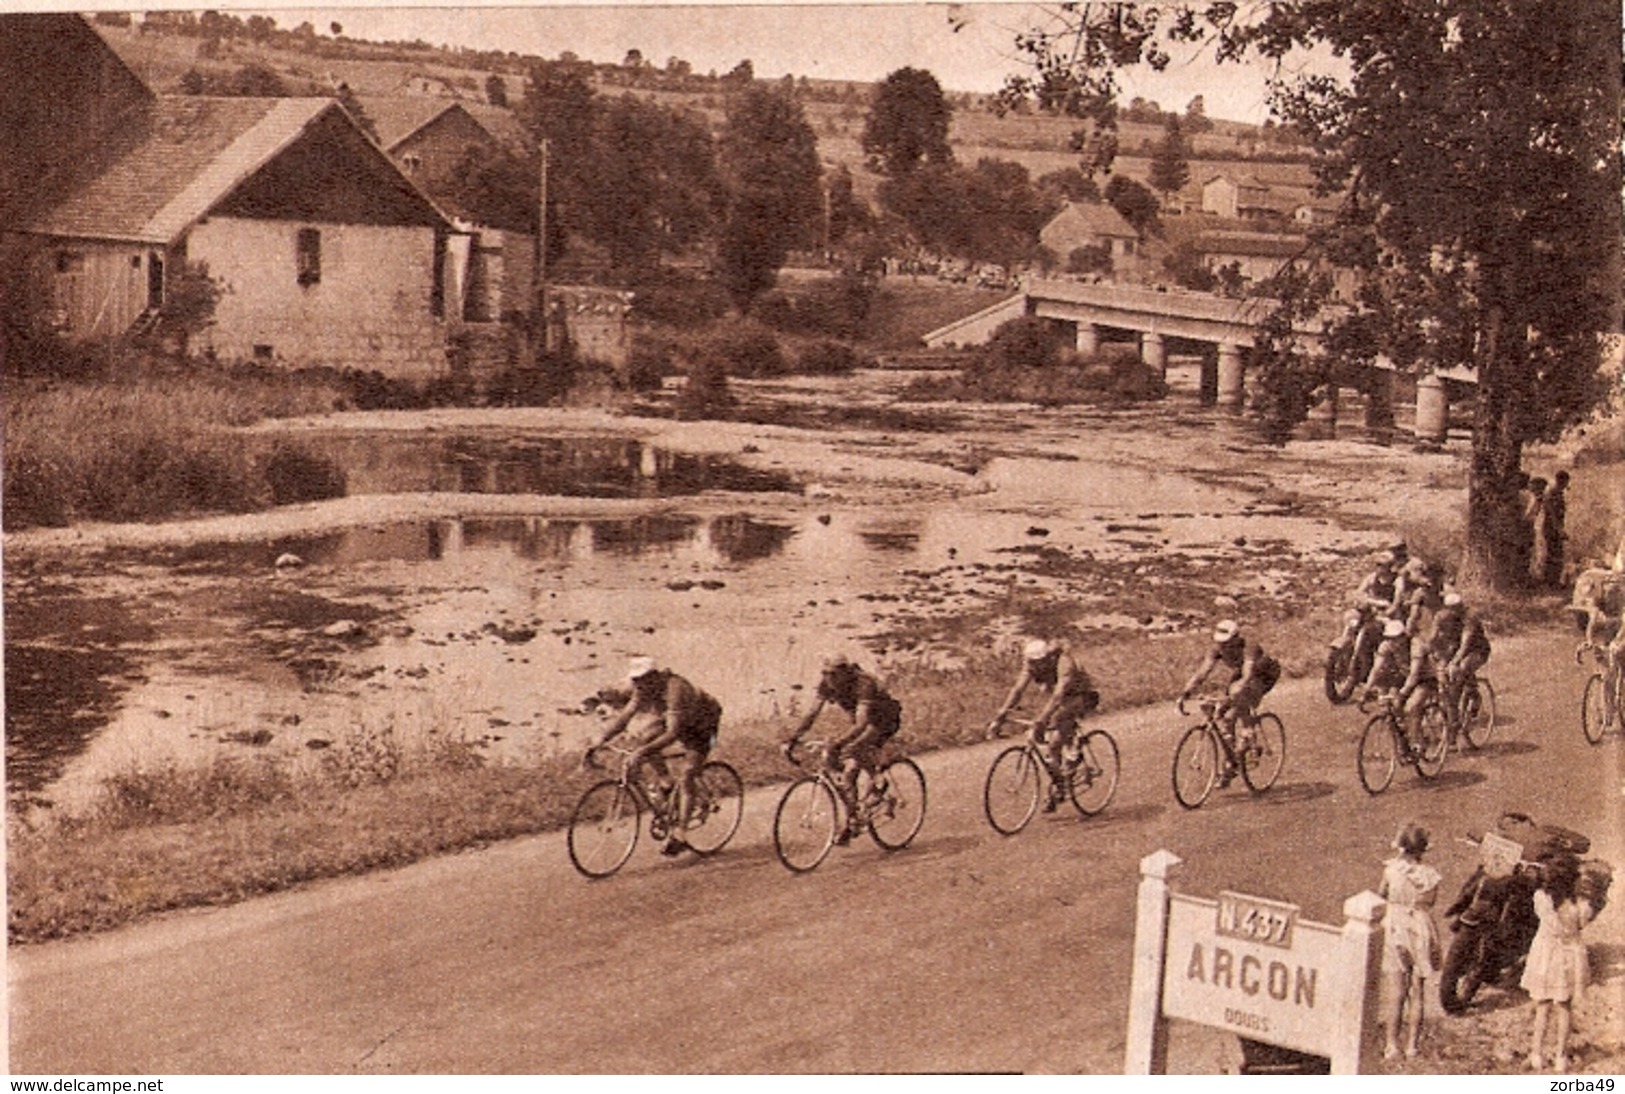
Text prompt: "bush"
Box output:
[[699, 320, 785, 379], [751, 270, 877, 340], [675, 351, 732, 419], [971, 316, 1067, 373], [627, 270, 731, 328], [797, 339, 865, 375], [263, 444, 346, 505], [626, 333, 677, 392], [1067, 244, 1113, 276]]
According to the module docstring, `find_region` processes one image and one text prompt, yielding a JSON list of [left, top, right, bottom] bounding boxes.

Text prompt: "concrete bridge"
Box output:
[[923, 278, 1476, 443]]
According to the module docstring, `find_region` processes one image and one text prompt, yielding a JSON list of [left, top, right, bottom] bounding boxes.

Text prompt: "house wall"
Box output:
[[190, 216, 448, 378], [1202, 178, 1238, 217], [12, 237, 154, 340]]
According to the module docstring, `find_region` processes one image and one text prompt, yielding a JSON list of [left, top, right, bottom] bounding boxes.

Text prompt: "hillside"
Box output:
[[91, 15, 1314, 211]]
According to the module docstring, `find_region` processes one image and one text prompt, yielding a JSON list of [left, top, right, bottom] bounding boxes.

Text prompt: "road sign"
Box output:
[[1124, 849, 1386, 1074]]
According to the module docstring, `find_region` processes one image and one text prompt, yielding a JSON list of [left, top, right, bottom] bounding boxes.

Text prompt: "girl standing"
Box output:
[[1379, 824, 1443, 1060], [1522, 859, 1596, 1072]]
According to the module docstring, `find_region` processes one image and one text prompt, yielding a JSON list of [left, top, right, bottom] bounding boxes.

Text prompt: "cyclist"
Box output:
[[1178, 620, 1280, 780], [784, 654, 903, 843], [1571, 556, 1625, 730], [1399, 590, 1490, 734], [1395, 556, 1444, 636], [986, 638, 1101, 812], [1362, 617, 1414, 705], [1331, 543, 1409, 661], [589, 656, 722, 857]]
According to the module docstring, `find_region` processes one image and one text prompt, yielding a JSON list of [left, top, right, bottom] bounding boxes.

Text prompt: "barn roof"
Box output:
[[18, 96, 449, 244]]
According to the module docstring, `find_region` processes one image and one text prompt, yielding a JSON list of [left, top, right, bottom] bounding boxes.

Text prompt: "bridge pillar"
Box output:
[[1198, 348, 1219, 406], [1075, 322, 1100, 356], [1140, 331, 1166, 378], [1414, 373, 1448, 446], [1217, 343, 1245, 410], [1364, 370, 1396, 442]]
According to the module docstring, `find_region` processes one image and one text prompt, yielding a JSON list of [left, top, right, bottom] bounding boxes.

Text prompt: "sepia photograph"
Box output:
[[2, 0, 1622, 1077]]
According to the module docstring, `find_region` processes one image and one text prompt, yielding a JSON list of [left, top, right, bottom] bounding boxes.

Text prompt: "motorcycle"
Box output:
[[1438, 811, 1613, 1015], [1325, 606, 1384, 704]]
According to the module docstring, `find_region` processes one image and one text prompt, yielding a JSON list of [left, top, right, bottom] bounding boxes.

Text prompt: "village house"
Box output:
[[1040, 201, 1141, 264], [1191, 229, 1358, 300], [1200, 173, 1276, 220], [4, 94, 465, 379], [357, 96, 536, 324]]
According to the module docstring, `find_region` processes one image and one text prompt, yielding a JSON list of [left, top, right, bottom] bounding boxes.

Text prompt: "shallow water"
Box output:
[[2, 411, 1415, 813]]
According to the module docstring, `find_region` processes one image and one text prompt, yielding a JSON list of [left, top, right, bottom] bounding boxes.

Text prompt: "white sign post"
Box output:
[[1124, 849, 1386, 1075]]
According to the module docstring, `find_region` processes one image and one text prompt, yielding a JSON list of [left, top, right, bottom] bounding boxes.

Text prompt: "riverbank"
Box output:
[[3, 374, 1599, 944]]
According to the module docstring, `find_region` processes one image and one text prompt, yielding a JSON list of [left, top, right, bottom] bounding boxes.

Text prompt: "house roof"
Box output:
[[1193, 230, 1310, 259], [353, 95, 457, 149], [19, 96, 449, 244], [355, 96, 529, 156], [1043, 200, 1138, 241]]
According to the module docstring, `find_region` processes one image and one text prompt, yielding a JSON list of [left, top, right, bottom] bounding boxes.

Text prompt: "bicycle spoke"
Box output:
[[869, 758, 926, 851], [773, 777, 838, 873], [1172, 725, 1218, 809], [984, 745, 1041, 835], [567, 781, 640, 878], [1069, 731, 1119, 816]]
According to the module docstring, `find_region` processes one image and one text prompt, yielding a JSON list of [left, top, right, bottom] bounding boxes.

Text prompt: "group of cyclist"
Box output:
[[1350, 541, 1495, 739], [569, 526, 1625, 860]]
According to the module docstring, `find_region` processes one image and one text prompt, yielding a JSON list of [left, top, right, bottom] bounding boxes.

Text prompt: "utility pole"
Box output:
[[533, 137, 550, 360]]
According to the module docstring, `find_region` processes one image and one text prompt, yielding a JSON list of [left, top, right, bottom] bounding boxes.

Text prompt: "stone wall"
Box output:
[[190, 216, 449, 379]]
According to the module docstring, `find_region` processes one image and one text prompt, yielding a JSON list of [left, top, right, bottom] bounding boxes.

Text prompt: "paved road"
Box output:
[[9, 629, 1622, 1074]]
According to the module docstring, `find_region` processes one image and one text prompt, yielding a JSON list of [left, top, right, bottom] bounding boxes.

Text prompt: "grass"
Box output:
[[2, 366, 347, 530]]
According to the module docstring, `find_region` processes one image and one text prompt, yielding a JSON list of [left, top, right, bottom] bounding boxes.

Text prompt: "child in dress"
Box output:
[[1523, 859, 1596, 1072], [1379, 824, 1443, 1060]]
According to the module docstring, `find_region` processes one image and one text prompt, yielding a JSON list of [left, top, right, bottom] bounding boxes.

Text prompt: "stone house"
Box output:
[[1040, 201, 1141, 262], [1201, 174, 1274, 220], [358, 97, 536, 324], [5, 94, 462, 379]]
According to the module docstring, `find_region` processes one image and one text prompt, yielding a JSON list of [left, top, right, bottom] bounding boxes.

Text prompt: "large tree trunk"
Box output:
[[1463, 303, 1532, 590]]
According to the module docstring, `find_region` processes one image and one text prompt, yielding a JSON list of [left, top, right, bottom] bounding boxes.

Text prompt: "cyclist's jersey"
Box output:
[[1571, 568, 1625, 642], [634, 671, 721, 752], [1423, 606, 1488, 661], [1216, 639, 1280, 689], [1369, 632, 1412, 689], [818, 668, 902, 740], [1030, 650, 1099, 706], [1356, 567, 1399, 609]]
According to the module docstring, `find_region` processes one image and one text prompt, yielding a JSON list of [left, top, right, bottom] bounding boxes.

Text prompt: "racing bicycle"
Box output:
[[567, 742, 744, 878], [1578, 643, 1623, 746], [1171, 695, 1287, 809], [983, 715, 1120, 834], [1356, 689, 1449, 794], [772, 739, 926, 873]]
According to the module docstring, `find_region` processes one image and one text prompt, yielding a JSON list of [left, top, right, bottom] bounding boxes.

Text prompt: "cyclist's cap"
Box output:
[[821, 652, 852, 672], [626, 656, 659, 681], [1442, 589, 1463, 608], [1023, 638, 1054, 661], [1211, 620, 1239, 643], [1383, 618, 1407, 637]]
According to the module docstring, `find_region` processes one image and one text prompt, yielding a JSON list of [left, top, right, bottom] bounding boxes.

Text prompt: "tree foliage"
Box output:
[[716, 86, 823, 308], [1103, 175, 1160, 237], [1148, 114, 1190, 198], [879, 158, 1060, 268], [1004, 0, 1623, 587], [862, 67, 955, 176]]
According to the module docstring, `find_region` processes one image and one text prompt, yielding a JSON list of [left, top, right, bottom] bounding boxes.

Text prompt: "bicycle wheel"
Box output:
[[1240, 713, 1286, 793], [868, 757, 927, 851], [984, 745, 1042, 835], [1357, 715, 1397, 795], [1459, 677, 1497, 750], [1069, 730, 1119, 816], [1581, 672, 1608, 746], [773, 777, 839, 873], [684, 761, 743, 855], [1412, 700, 1449, 778], [567, 780, 640, 878], [1172, 725, 1219, 809], [1324, 645, 1355, 704]]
